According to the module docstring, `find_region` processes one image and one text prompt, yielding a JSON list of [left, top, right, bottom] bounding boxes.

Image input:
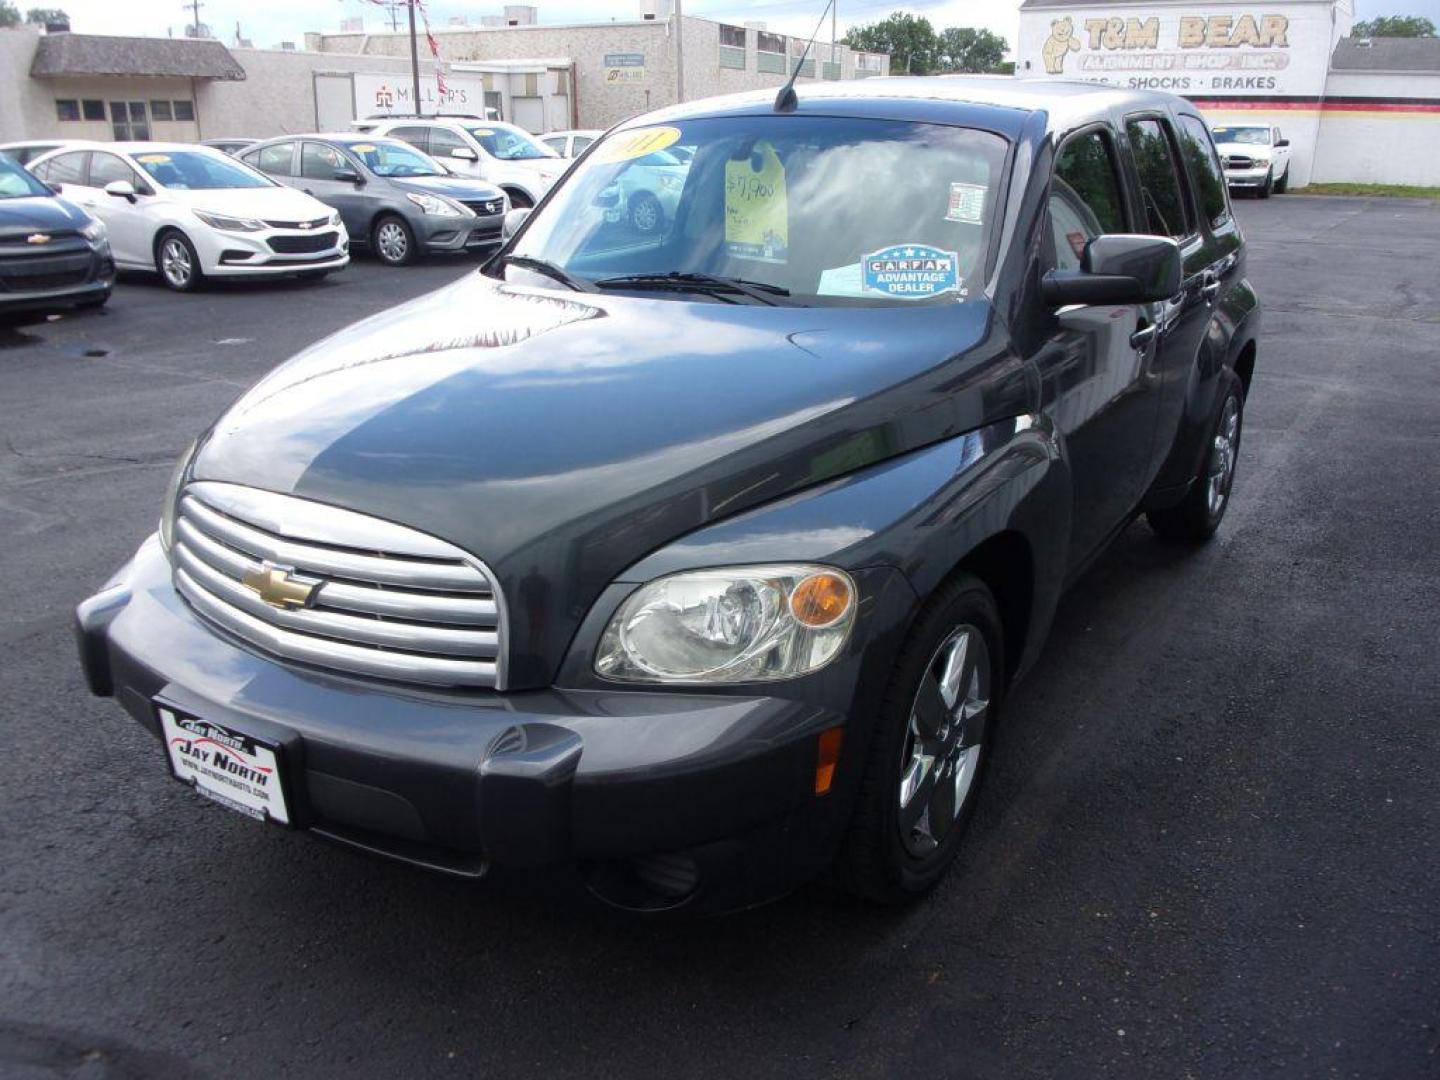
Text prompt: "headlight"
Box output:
[[406, 192, 468, 217], [193, 209, 266, 232], [594, 565, 857, 684], [79, 217, 107, 242], [158, 440, 196, 553], [330, 211, 343, 227]]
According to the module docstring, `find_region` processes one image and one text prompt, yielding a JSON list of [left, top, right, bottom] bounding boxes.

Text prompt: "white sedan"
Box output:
[[27, 142, 349, 291]]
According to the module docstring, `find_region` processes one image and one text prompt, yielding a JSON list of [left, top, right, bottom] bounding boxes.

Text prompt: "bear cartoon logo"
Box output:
[[1042, 17, 1081, 75]]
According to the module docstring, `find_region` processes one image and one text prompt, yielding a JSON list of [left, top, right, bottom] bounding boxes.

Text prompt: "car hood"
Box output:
[[392, 174, 505, 201], [1215, 141, 1271, 161], [193, 274, 1027, 685], [0, 194, 90, 233], [162, 184, 334, 220]]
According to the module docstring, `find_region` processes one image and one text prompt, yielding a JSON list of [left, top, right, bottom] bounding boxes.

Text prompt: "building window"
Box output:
[[855, 52, 882, 77], [822, 61, 841, 80], [82, 99, 105, 120], [556, 69, 570, 95], [173, 100, 195, 121], [111, 100, 150, 141], [719, 23, 745, 48], [150, 100, 174, 121], [719, 22, 747, 69], [756, 31, 785, 54], [523, 72, 538, 97], [56, 99, 81, 121], [756, 31, 786, 74]]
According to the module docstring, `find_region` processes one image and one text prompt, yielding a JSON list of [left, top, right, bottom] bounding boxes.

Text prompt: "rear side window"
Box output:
[[1050, 129, 1126, 271], [427, 127, 467, 158], [89, 153, 138, 189], [1177, 115, 1230, 231], [1126, 118, 1191, 240], [390, 127, 432, 154], [34, 151, 87, 185], [572, 136, 595, 154], [301, 142, 346, 179], [254, 142, 296, 177]]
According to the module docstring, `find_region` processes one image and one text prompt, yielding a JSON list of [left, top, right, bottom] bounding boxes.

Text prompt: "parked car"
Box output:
[[540, 129, 603, 158], [594, 147, 690, 235], [357, 118, 563, 208], [28, 142, 348, 292], [238, 134, 507, 265], [1210, 124, 1291, 197], [0, 140, 72, 166], [200, 138, 259, 156], [0, 150, 113, 320], [360, 109, 503, 123], [77, 79, 1258, 915]]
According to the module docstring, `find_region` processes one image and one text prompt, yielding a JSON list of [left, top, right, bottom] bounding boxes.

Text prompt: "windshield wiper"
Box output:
[[495, 253, 597, 293], [593, 272, 792, 306]]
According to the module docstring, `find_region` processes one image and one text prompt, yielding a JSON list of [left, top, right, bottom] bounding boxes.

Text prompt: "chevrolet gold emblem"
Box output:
[[241, 563, 317, 610], [26, 233, 51, 245]]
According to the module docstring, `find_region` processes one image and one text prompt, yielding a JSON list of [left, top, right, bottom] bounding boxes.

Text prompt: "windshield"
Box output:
[[0, 153, 51, 199], [466, 126, 557, 161], [343, 139, 441, 177], [133, 151, 273, 190], [504, 116, 1007, 306], [1211, 127, 1270, 146]]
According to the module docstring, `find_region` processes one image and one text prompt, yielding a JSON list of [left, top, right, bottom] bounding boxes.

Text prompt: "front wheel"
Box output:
[[1274, 166, 1289, 194], [837, 574, 1003, 904], [1147, 384, 1243, 544], [372, 215, 415, 266], [156, 230, 203, 292], [1258, 169, 1273, 199]]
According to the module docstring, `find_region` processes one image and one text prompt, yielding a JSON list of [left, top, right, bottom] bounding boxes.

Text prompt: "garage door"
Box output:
[[315, 74, 355, 131], [511, 96, 545, 134]]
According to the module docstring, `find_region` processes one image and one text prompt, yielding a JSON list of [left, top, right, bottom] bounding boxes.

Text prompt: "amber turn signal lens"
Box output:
[[815, 727, 844, 795], [789, 571, 853, 628]]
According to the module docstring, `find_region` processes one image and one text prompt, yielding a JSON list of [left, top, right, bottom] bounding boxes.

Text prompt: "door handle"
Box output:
[[1200, 272, 1222, 301], [1130, 321, 1157, 350]]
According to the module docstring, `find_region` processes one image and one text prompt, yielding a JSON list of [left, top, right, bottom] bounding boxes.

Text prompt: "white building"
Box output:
[[1018, 0, 1440, 186]]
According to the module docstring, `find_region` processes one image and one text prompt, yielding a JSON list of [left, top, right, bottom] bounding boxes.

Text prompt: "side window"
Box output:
[[541, 136, 567, 155], [390, 126, 432, 154], [426, 127, 466, 158], [254, 142, 296, 177], [1126, 118, 1191, 240], [301, 142, 346, 179], [89, 153, 138, 190], [572, 136, 595, 154], [1177, 115, 1230, 231], [1050, 129, 1126, 271], [35, 151, 87, 185]]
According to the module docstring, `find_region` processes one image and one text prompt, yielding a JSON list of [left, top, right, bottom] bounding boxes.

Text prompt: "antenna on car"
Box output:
[[774, 0, 837, 114]]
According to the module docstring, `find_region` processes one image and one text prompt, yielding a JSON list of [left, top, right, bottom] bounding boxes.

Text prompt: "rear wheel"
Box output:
[[1147, 384, 1243, 544], [372, 215, 415, 266], [837, 574, 1002, 904], [155, 230, 202, 292]]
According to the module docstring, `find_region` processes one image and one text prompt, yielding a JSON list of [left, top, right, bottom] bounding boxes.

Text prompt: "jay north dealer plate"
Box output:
[[159, 707, 291, 825]]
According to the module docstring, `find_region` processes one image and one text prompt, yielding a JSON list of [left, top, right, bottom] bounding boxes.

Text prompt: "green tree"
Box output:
[[937, 27, 1008, 72], [843, 12, 939, 74], [25, 7, 68, 24], [0, 1, 22, 28], [1351, 15, 1436, 37]]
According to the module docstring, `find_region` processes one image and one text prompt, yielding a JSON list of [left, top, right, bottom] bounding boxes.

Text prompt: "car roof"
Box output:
[[33, 141, 226, 155], [635, 75, 1197, 138]]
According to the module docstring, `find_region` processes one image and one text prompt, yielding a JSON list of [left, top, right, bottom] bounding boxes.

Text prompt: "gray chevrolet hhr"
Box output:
[[240, 134, 508, 265]]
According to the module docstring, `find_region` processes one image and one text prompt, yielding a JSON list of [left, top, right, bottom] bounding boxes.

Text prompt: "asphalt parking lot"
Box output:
[[3, 199, 1438, 1078]]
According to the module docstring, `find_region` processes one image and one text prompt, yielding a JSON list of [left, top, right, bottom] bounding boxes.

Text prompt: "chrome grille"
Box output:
[[171, 482, 505, 689], [1225, 155, 1254, 170]]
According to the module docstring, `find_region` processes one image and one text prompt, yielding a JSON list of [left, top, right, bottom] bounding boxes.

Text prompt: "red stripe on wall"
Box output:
[[1191, 99, 1440, 114]]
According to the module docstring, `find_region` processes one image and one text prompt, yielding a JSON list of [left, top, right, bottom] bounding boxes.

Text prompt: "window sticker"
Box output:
[[861, 244, 964, 300], [593, 125, 682, 164], [350, 143, 377, 153], [946, 182, 986, 224], [468, 128, 496, 138], [136, 154, 171, 164], [724, 141, 788, 263]]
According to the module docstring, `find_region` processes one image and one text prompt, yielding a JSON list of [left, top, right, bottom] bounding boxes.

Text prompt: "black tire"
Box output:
[[1147, 381, 1244, 545], [1258, 169, 1273, 199], [371, 214, 415, 267], [1275, 167, 1289, 194], [629, 191, 664, 235], [837, 574, 1004, 904], [504, 189, 533, 210], [155, 230, 203, 292]]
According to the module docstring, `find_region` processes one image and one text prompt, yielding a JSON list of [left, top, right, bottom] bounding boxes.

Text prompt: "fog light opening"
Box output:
[[582, 851, 700, 912]]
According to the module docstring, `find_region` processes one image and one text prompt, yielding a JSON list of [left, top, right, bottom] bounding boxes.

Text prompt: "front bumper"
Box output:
[[77, 537, 878, 912], [0, 242, 114, 314], [419, 215, 504, 252], [204, 225, 350, 277], [1224, 165, 1272, 188]]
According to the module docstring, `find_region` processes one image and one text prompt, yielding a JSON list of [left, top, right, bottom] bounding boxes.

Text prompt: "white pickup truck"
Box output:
[[1211, 124, 1292, 198]]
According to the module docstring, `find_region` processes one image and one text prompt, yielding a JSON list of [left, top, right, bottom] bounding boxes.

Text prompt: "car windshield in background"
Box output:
[[467, 127, 556, 161], [343, 140, 440, 177], [133, 151, 273, 190], [1212, 127, 1270, 145], [0, 153, 51, 199], [507, 116, 1007, 307]]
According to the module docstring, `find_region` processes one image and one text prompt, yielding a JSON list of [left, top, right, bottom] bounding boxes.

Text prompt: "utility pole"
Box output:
[[673, 0, 685, 104], [832, 0, 838, 69], [180, 0, 204, 37], [407, 0, 422, 116]]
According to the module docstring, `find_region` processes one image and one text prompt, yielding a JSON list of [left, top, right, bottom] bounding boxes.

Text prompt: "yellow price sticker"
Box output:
[[468, 128, 495, 138], [136, 154, 171, 164], [350, 143, 377, 153], [593, 126, 682, 164]]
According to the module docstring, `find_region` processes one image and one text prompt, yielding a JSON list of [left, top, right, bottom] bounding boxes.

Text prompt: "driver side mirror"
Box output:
[[333, 167, 362, 184], [1041, 234, 1181, 307], [501, 207, 531, 241], [450, 146, 479, 162], [103, 180, 137, 203], [1275, 138, 1290, 148]]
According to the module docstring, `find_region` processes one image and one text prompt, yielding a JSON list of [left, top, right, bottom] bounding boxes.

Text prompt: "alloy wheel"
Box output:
[[161, 238, 193, 289], [898, 624, 991, 857], [1207, 396, 1240, 517], [631, 195, 660, 234]]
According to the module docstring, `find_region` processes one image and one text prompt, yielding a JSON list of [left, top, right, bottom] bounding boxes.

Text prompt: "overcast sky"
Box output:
[[39, 0, 1440, 53]]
